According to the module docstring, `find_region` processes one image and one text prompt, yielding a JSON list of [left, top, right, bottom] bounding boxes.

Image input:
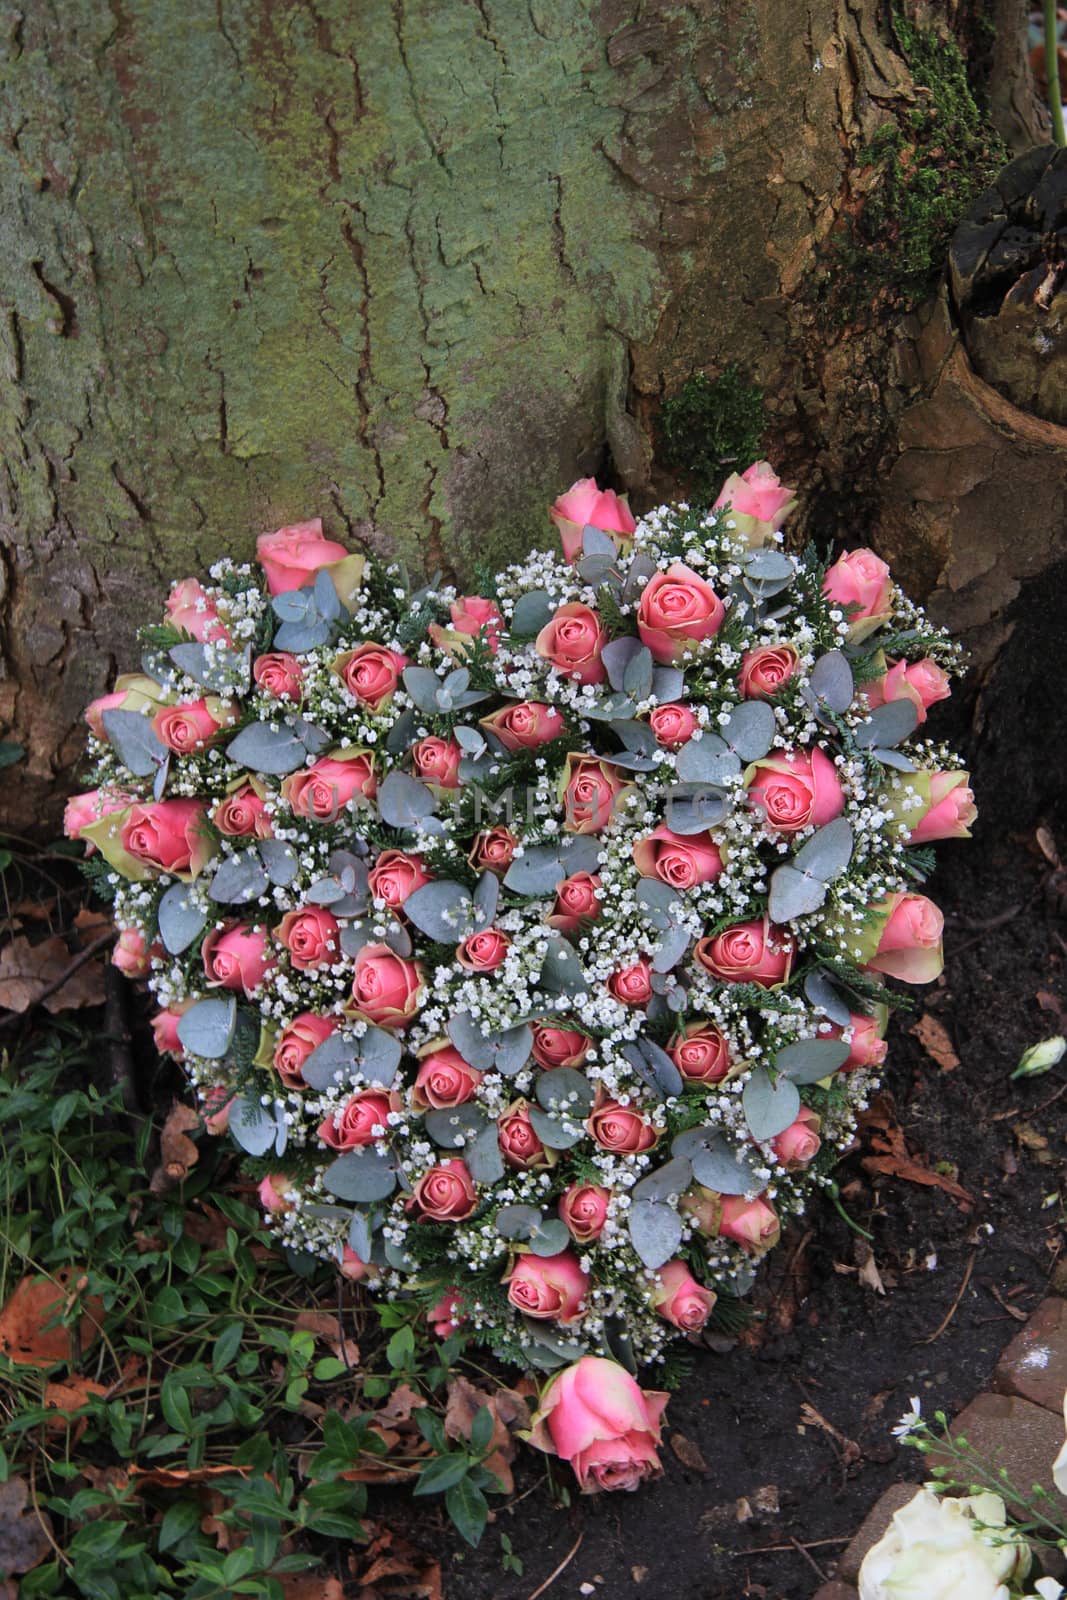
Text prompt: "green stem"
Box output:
[[1046, 0, 1066, 146]]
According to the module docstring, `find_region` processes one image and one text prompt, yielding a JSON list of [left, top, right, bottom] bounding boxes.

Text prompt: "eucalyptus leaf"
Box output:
[[632, 1155, 693, 1203], [274, 616, 333, 652], [743, 1067, 800, 1141], [774, 1037, 850, 1084], [810, 650, 854, 712], [228, 1094, 277, 1157], [313, 567, 342, 621], [157, 883, 207, 955], [666, 783, 730, 833], [872, 747, 918, 772], [169, 642, 251, 695], [602, 637, 645, 693], [628, 1199, 683, 1269], [502, 845, 566, 895], [323, 1148, 397, 1204], [636, 879, 682, 930], [526, 1217, 572, 1257], [403, 880, 473, 942], [537, 934, 588, 998], [472, 871, 499, 929], [447, 1014, 531, 1077], [651, 924, 690, 973], [209, 851, 269, 905], [176, 996, 237, 1060], [385, 708, 418, 756], [767, 864, 828, 923], [258, 838, 300, 885], [853, 698, 919, 750], [226, 722, 308, 775], [101, 709, 168, 777], [652, 666, 684, 701], [675, 737, 739, 786], [804, 969, 852, 1027], [348, 1209, 375, 1262], [793, 818, 854, 882], [622, 646, 654, 702], [402, 666, 447, 714], [528, 1106, 584, 1149], [671, 1127, 758, 1195], [743, 549, 794, 582], [582, 525, 617, 558], [495, 1204, 542, 1240], [467, 1123, 506, 1184], [424, 1105, 489, 1149], [614, 719, 660, 758], [152, 753, 171, 801], [535, 1067, 594, 1113], [378, 770, 437, 829], [720, 700, 776, 760], [620, 1039, 684, 1100], [510, 589, 557, 637]]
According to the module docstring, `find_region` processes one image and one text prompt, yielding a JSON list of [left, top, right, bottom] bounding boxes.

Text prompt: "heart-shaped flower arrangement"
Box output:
[[69, 463, 973, 1380]]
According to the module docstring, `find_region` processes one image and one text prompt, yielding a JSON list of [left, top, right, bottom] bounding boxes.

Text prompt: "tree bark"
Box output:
[[0, 0, 1018, 827]]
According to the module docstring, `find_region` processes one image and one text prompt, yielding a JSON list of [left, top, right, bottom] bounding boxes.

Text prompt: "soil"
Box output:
[[412, 666, 1067, 1600]]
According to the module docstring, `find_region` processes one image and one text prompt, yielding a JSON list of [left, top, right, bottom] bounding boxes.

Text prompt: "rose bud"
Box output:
[[456, 928, 510, 972], [531, 1024, 592, 1070], [256, 517, 349, 594], [526, 1355, 668, 1493], [64, 787, 132, 847], [340, 1246, 379, 1284], [586, 1092, 657, 1154], [213, 784, 273, 839], [426, 1289, 466, 1338], [745, 747, 845, 834], [165, 578, 233, 645], [317, 1088, 398, 1150], [202, 923, 276, 995], [151, 1003, 191, 1058], [411, 1043, 483, 1109], [85, 673, 172, 739], [410, 1158, 477, 1221], [607, 959, 654, 1008], [560, 1182, 610, 1243], [637, 562, 725, 664], [274, 1012, 337, 1088], [648, 701, 698, 748], [203, 1088, 235, 1136], [112, 927, 161, 978], [652, 1259, 717, 1333], [480, 700, 565, 752], [695, 918, 794, 989], [833, 1009, 889, 1072], [547, 872, 602, 936], [535, 601, 609, 685], [276, 906, 342, 971], [154, 693, 237, 755], [504, 1249, 589, 1323], [281, 751, 377, 819], [771, 1105, 822, 1169], [348, 942, 424, 1028], [668, 1020, 732, 1083], [498, 1099, 552, 1170], [412, 735, 462, 789], [368, 849, 431, 909], [633, 824, 723, 889], [560, 753, 633, 834], [258, 1173, 296, 1214], [889, 770, 975, 845], [332, 642, 408, 710], [738, 643, 800, 700], [718, 1194, 781, 1255], [713, 460, 797, 547], [822, 548, 894, 642], [865, 656, 951, 726], [468, 826, 518, 875], [550, 478, 637, 565], [856, 891, 944, 984], [253, 651, 304, 700], [429, 596, 504, 657], [120, 799, 214, 878]]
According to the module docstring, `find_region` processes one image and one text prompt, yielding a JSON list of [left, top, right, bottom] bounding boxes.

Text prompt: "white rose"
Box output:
[[858, 1487, 1031, 1600]]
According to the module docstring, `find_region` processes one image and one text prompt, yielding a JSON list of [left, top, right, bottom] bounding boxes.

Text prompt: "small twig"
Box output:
[[949, 905, 1023, 958], [789, 1535, 828, 1582], [739, 1536, 850, 1556], [916, 1250, 976, 1344], [525, 1533, 583, 1600], [988, 1282, 1029, 1322]]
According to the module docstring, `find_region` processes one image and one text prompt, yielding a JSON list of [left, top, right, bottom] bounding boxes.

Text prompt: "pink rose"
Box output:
[[151, 1003, 191, 1057], [668, 1020, 732, 1084], [535, 602, 608, 685], [498, 1100, 550, 1170], [695, 918, 794, 989], [637, 563, 725, 664], [368, 850, 431, 910], [120, 800, 213, 878], [861, 891, 944, 984], [456, 928, 510, 972], [165, 578, 233, 645], [746, 746, 845, 834], [274, 1013, 337, 1088], [547, 872, 602, 936], [865, 657, 951, 726], [412, 736, 462, 789], [652, 1259, 716, 1333], [85, 675, 170, 739], [586, 1093, 657, 1153], [64, 787, 132, 845], [468, 827, 518, 875], [153, 697, 236, 754], [718, 1194, 781, 1254], [835, 1010, 888, 1072], [560, 754, 632, 835], [340, 1246, 378, 1283], [823, 549, 894, 642], [276, 906, 341, 971], [738, 644, 800, 700], [427, 1289, 465, 1338], [281, 753, 377, 819], [256, 517, 349, 595], [317, 1088, 398, 1150], [633, 824, 722, 889], [896, 771, 976, 844], [85, 690, 128, 740], [527, 1356, 668, 1492], [202, 923, 276, 994], [713, 461, 796, 546], [258, 1173, 296, 1214], [253, 652, 304, 700], [410, 1158, 477, 1221], [429, 596, 504, 657], [505, 1249, 589, 1324], [213, 785, 273, 839], [771, 1105, 822, 1168], [648, 702, 698, 749], [560, 1183, 610, 1243], [334, 643, 407, 710], [112, 927, 161, 978], [607, 960, 654, 1009], [203, 1089, 235, 1136], [550, 478, 636, 565], [412, 1045, 483, 1110], [531, 1024, 591, 1070], [348, 942, 424, 1028], [481, 700, 565, 752]]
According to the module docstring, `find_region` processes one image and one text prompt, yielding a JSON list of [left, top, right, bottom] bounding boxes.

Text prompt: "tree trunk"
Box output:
[[0, 0, 1026, 828]]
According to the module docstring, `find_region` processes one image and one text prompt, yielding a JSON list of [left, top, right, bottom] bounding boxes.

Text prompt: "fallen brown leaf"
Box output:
[[0, 934, 105, 1014], [353, 1521, 443, 1600], [377, 1383, 425, 1423], [149, 1103, 201, 1193], [43, 1376, 109, 1437], [444, 1373, 531, 1495], [0, 1270, 106, 1367], [0, 1477, 52, 1576], [128, 1464, 251, 1488], [910, 1014, 959, 1072], [293, 1310, 359, 1368], [858, 1251, 886, 1295], [669, 1431, 708, 1473], [73, 908, 114, 944], [278, 1578, 345, 1600], [860, 1098, 973, 1208]]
